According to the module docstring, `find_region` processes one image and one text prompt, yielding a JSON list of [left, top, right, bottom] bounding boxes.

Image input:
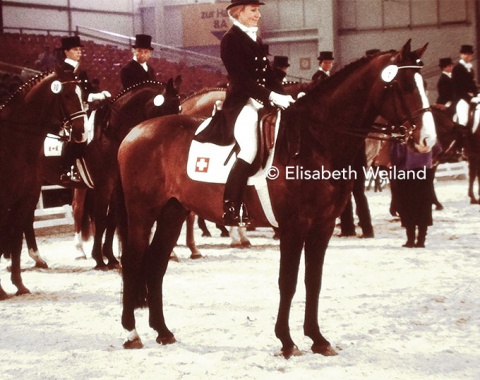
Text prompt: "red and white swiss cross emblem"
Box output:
[[195, 157, 210, 173]]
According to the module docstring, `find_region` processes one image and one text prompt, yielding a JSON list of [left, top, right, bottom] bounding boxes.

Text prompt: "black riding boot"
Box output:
[[402, 225, 415, 248], [415, 226, 427, 248], [223, 158, 252, 226]]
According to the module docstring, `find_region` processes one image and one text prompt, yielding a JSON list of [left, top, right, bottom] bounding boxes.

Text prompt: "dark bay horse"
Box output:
[[0, 68, 87, 299], [36, 79, 182, 269], [117, 41, 437, 357], [460, 108, 480, 203]]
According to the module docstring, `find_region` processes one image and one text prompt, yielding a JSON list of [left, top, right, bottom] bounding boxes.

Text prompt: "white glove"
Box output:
[[269, 92, 295, 109], [471, 96, 480, 104], [87, 91, 111, 102]]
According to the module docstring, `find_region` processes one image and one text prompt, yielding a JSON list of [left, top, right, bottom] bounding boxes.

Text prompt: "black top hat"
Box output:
[[365, 49, 380, 57], [227, 0, 265, 10], [317, 51, 334, 61], [61, 36, 83, 51], [460, 44, 474, 54], [133, 34, 154, 50], [273, 55, 290, 68], [438, 57, 453, 68]]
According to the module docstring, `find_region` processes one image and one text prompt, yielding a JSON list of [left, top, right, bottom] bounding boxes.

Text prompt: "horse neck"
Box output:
[[297, 64, 380, 165]]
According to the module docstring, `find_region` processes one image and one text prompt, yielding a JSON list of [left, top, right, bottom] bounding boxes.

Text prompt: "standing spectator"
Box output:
[[35, 45, 57, 72], [120, 34, 156, 89], [390, 143, 439, 248], [312, 51, 334, 81], [339, 142, 374, 238]]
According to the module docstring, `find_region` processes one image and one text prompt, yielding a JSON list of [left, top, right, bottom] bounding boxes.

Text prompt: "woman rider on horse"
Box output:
[[220, 0, 295, 226]]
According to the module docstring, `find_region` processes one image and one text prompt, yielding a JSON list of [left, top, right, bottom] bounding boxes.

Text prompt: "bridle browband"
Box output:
[[334, 64, 432, 144]]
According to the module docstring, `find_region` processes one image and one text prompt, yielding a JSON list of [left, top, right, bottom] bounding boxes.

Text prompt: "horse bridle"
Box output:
[[370, 64, 432, 144], [50, 79, 88, 142]]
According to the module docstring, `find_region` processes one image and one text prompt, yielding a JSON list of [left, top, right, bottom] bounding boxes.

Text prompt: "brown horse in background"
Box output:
[[0, 68, 87, 299], [116, 40, 437, 356]]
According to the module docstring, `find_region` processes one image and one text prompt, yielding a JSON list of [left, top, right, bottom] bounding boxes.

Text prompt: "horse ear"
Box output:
[[166, 78, 174, 92], [398, 39, 412, 61], [174, 75, 182, 89], [414, 42, 428, 59]]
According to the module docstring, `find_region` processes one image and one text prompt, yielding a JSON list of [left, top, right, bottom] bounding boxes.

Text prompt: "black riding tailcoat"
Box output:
[[452, 63, 477, 102], [120, 60, 156, 90], [196, 25, 284, 145], [436, 73, 454, 105], [60, 61, 94, 102]]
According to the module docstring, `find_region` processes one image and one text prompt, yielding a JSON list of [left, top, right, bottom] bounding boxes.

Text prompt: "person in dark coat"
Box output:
[[452, 44, 479, 126], [339, 142, 374, 238], [436, 57, 455, 112], [390, 143, 440, 248], [120, 34, 156, 89], [58, 36, 111, 183], [218, 0, 294, 226], [312, 51, 334, 81], [272, 55, 290, 83]]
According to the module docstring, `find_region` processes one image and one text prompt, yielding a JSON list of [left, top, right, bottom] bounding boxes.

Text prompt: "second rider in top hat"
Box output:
[[220, 0, 295, 226], [120, 34, 156, 89]]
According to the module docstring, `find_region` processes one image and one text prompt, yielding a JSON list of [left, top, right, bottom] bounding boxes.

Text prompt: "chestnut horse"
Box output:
[[0, 68, 87, 299], [117, 41, 436, 357]]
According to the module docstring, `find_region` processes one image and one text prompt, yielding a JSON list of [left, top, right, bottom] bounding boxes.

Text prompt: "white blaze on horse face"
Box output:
[[414, 73, 436, 152]]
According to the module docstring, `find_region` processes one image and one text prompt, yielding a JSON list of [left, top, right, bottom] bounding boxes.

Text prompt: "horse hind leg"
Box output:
[[146, 199, 190, 345], [468, 160, 478, 204], [186, 211, 203, 259], [10, 228, 30, 296]]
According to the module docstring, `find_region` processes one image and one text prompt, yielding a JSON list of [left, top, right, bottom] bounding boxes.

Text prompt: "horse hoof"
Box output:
[[190, 253, 203, 260], [169, 253, 180, 262], [123, 338, 143, 349], [201, 232, 212, 237], [275, 345, 302, 359], [34, 262, 49, 269], [15, 287, 31, 296], [75, 255, 87, 260], [312, 344, 338, 356], [93, 263, 108, 271], [107, 262, 121, 270], [156, 335, 176, 345], [241, 240, 252, 248], [0, 291, 10, 300], [220, 231, 230, 237]]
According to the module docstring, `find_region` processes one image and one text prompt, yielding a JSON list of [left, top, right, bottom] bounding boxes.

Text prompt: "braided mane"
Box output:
[[0, 71, 53, 111], [181, 86, 227, 104], [111, 80, 166, 103]]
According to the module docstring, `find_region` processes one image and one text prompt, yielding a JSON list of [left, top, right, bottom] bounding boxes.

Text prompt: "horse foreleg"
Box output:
[[303, 222, 337, 356], [186, 212, 202, 259], [103, 207, 120, 269], [229, 226, 251, 248], [10, 228, 30, 296], [275, 228, 304, 358], [72, 188, 88, 259], [24, 220, 48, 269], [148, 200, 190, 344]]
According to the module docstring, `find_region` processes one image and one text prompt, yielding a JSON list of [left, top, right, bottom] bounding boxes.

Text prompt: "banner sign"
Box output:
[[182, 4, 231, 47]]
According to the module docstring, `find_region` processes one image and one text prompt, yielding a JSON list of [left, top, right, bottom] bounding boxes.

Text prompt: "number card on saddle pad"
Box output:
[[187, 114, 280, 185], [186, 114, 282, 227]]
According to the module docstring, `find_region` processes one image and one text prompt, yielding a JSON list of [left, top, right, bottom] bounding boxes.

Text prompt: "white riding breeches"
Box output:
[[235, 98, 262, 164], [456, 99, 469, 126]]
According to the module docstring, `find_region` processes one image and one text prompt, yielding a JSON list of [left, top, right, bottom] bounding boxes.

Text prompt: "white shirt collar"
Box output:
[[442, 71, 452, 78], [319, 67, 330, 76], [233, 20, 258, 42], [460, 59, 473, 71], [134, 56, 148, 72], [64, 58, 79, 69]]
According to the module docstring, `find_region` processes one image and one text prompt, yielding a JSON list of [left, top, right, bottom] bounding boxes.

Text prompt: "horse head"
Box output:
[[144, 77, 181, 118], [50, 65, 88, 143], [372, 40, 436, 152]]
